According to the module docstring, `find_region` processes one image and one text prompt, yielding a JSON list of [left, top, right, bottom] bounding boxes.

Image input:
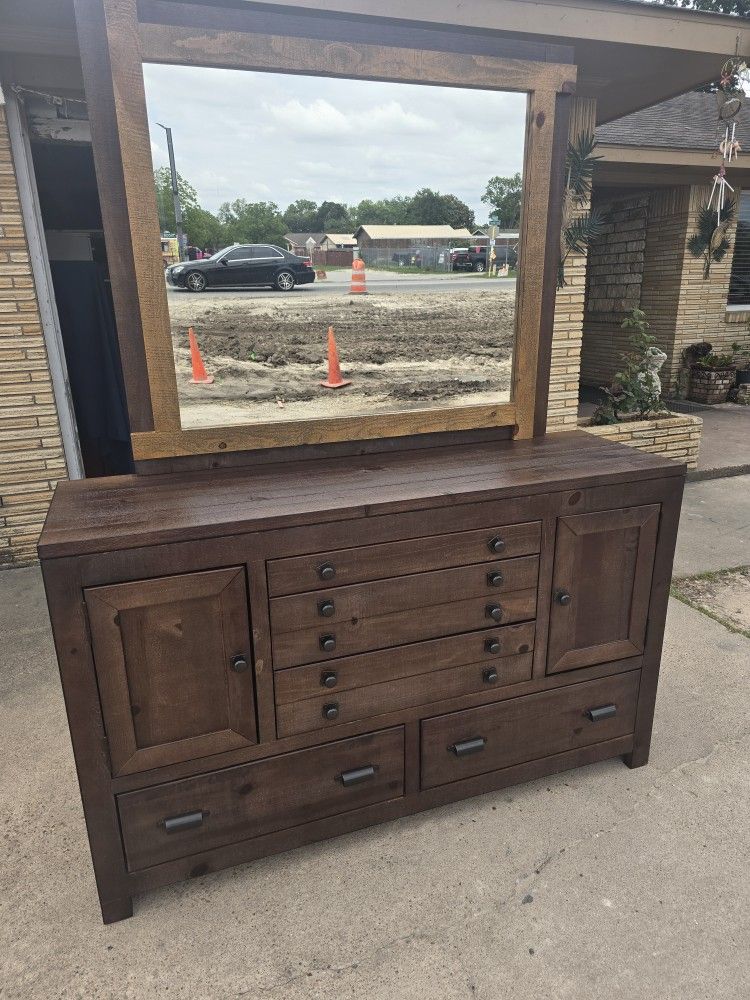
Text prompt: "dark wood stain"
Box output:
[[40, 432, 684, 922]]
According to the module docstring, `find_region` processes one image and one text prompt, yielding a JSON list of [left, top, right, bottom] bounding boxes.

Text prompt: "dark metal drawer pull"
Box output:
[[320, 634, 336, 652], [318, 599, 335, 617], [486, 603, 503, 622], [487, 571, 504, 587], [318, 563, 336, 581], [586, 704, 617, 723], [449, 736, 486, 757], [488, 535, 506, 553], [485, 638, 501, 654], [323, 702, 339, 720], [230, 655, 249, 673], [339, 765, 376, 787], [555, 589, 572, 606], [483, 668, 499, 684], [321, 670, 338, 688], [163, 811, 204, 834]]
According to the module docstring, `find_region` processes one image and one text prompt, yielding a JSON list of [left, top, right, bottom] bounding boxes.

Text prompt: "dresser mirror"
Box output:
[[143, 64, 526, 436], [80, 0, 575, 459]]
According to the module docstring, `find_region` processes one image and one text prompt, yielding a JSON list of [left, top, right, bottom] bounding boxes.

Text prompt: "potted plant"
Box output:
[[590, 309, 668, 425], [732, 341, 750, 386], [688, 345, 737, 404]]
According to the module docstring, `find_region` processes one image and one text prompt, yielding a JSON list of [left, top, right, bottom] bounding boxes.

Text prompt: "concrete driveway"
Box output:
[[1, 477, 748, 999]]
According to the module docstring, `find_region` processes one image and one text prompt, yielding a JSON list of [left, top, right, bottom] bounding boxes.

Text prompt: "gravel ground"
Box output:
[[169, 286, 515, 427]]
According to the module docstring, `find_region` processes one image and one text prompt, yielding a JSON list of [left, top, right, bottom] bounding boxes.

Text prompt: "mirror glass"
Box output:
[[143, 64, 526, 430]]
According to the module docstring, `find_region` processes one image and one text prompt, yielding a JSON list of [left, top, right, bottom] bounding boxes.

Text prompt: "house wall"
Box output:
[[0, 103, 67, 568], [580, 192, 648, 387], [581, 181, 750, 396], [357, 235, 453, 249], [668, 183, 750, 392]]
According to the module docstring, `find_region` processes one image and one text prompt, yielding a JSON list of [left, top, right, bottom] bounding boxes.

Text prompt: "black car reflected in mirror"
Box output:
[[166, 244, 315, 292]]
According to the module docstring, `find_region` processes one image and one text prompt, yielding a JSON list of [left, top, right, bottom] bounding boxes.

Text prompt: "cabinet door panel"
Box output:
[[547, 506, 659, 674], [85, 567, 256, 775]]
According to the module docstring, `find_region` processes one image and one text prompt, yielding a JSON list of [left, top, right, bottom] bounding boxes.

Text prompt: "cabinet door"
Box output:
[[85, 567, 256, 775], [547, 506, 659, 674]]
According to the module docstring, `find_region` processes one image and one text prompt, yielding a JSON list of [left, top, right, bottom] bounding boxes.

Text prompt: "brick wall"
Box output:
[[547, 97, 596, 432], [581, 182, 750, 397], [581, 413, 702, 470], [580, 193, 648, 386], [0, 102, 67, 568], [669, 183, 750, 393]]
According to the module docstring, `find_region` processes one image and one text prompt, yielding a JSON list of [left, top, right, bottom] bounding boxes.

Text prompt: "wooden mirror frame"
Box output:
[[74, 0, 576, 461]]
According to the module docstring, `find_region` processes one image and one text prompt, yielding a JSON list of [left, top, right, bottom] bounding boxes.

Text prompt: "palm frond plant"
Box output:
[[687, 199, 735, 279], [558, 132, 606, 287]]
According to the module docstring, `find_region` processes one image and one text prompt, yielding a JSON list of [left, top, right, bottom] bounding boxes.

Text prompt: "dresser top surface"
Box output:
[[39, 431, 683, 559]]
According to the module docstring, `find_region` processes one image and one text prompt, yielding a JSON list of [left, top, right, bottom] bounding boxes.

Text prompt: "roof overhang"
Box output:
[[1, 0, 748, 122], [594, 141, 750, 188], [226, 0, 750, 122]]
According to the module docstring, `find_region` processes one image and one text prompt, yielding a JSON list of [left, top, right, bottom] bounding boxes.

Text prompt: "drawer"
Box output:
[[275, 621, 536, 702], [267, 521, 542, 596], [271, 556, 538, 637], [271, 556, 539, 668], [273, 587, 537, 668], [420, 671, 639, 789], [118, 728, 404, 871], [277, 651, 533, 737]]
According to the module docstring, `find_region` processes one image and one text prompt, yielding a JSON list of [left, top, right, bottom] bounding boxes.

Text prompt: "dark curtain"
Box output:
[[50, 261, 133, 476]]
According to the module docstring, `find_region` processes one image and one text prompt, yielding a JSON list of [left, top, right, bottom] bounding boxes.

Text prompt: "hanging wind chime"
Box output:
[[688, 57, 746, 279]]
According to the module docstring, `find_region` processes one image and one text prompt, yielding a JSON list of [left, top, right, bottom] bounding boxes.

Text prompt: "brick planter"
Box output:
[[688, 366, 736, 405], [580, 412, 702, 470]]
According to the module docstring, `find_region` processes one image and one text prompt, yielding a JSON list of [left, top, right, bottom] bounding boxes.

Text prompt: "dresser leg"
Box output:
[[100, 895, 133, 924], [623, 746, 649, 769]]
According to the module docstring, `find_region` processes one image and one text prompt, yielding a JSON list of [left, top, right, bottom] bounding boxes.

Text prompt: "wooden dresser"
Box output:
[[39, 432, 684, 922]]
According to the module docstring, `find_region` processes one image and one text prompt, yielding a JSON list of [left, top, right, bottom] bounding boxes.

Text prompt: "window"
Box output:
[[728, 190, 750, 306], [254, 246, 284, 258], [224, 247, 252, 262]]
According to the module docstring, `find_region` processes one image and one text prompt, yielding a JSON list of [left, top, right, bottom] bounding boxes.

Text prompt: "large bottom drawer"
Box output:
[[118, 728, 404, 871], [421, 672, 639, 789]]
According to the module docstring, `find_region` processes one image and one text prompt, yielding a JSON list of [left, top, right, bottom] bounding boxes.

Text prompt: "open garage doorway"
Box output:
[[10, 86, 133, 477]]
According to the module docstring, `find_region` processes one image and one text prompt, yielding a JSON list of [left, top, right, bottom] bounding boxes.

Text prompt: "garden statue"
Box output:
[[638, 345, 667, 402]]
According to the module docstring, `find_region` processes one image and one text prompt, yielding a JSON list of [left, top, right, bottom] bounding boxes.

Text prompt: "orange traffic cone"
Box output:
[[188, 327, 214, 384], [350, 257, 367, 294], [320, 326, 352, 389]]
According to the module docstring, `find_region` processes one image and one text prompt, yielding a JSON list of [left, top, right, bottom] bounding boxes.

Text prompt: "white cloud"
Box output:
[[267, 98, 353, 139], [143, 63, 526, 220]]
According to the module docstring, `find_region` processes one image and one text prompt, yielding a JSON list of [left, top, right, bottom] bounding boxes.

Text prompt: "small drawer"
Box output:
[[267, 521, 542, 596], [275, 621, 536, 699], [272, 587, 537, 668], [420, 671, 639, 789], [270, 556, 539, 668], [277, 649, 534, 738], [118, 728, 404, 871], [271, 556, 538, 637]]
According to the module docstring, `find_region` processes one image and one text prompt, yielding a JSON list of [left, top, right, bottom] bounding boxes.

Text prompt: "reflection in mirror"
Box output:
[[143, 65, 526, 430]]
